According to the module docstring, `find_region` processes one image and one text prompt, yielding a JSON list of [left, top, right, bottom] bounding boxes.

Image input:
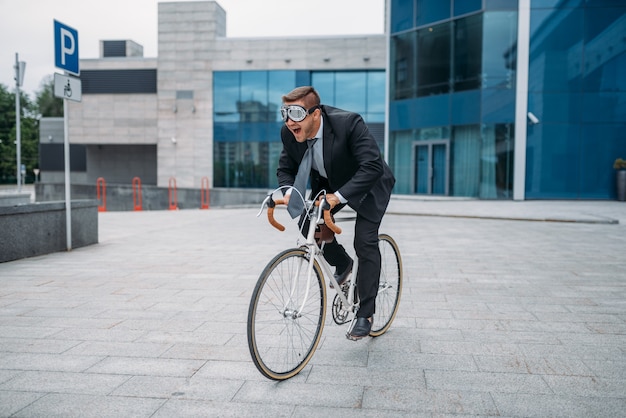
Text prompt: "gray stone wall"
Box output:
[[0, 200, 98, 263]]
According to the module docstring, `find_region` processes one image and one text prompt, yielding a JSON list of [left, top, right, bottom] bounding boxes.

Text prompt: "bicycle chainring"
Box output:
[[332, 293, 350, 325]]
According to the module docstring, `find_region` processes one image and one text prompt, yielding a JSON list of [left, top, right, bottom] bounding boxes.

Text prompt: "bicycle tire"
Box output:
[[370, 234, 402, 336], [247, 248, 326, 380]]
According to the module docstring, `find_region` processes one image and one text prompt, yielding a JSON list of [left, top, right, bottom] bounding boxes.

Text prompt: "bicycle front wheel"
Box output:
[[370, 234, 403, 336], [247, 248, 326, 380]]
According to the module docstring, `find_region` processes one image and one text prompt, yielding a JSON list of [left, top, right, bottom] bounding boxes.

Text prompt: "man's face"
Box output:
[[283, 100, 321, 143]]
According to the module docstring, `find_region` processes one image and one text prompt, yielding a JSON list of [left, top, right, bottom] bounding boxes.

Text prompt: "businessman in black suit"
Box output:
[[277, 86, 395, 340]]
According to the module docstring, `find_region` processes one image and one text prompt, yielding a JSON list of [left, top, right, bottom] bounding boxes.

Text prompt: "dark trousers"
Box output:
[[300, 205, 381, 319]]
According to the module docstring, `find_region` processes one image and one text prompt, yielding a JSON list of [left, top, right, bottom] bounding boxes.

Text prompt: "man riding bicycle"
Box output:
[[277, 86, 395, 340]]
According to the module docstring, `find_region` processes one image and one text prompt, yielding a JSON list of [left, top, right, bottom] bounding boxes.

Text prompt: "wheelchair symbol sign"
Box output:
[[54, 73, 82, 102]]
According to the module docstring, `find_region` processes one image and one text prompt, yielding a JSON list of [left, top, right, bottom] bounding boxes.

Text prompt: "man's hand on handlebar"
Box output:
[[320, 193, 340, 208]]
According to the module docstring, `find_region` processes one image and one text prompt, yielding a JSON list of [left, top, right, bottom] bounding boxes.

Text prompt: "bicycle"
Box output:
[[247, 187, 403, 380]]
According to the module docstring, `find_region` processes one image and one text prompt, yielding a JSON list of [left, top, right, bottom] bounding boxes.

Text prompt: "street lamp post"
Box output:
[[14, 53, 26, 192]]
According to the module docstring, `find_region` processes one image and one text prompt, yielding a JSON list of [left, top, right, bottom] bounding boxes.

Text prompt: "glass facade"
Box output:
[[213, 70, 385, 188], [389, 0, 626, 200], [526, 0, 626, 199], [389, 1, 517, 198]]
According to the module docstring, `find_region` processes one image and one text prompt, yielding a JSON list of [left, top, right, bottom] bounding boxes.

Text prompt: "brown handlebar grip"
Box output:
[[266, 198, 287, 231], [267, 207, 285, 231], [315, 199, 342, 234], [323, 209, 342, 234]]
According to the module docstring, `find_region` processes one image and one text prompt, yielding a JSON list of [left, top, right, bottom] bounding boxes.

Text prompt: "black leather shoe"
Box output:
[[347, 316, 372, 340], [331, 258, 353, 289]]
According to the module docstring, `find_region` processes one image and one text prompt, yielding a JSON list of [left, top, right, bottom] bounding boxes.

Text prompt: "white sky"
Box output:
[[0, 0, 386, 99]]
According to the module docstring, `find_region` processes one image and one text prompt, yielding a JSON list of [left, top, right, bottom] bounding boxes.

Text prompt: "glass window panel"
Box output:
[[528, 8, 583, 92], [493, 123, 514, 198], [240, 71, 269, 122], [482, 88, 516, 122], [454, 0, 482, 16], [417, 22, 451, 97], [484, 0, 518, 10], [525, 124, 581, 198], [585, 0, 625, 7], [451, 125, 481, 197], [213, 140, 271, 188], [367, 71, 386, 122], [312, 72, 335, 105], [583, 7, 626, 92], [432, 143, 447, 194], [581, 92, 626, 124], [213, 72, 240, 122], [391, 31, 417, 100], [453, 13, 482, 92], [269, 71, 296, 122], [482, 11, 517, 89], [531, 0, 582, 7], [335, 72, 367, 114], [415, 145, 429, 193], [389, 130, 414, 194], [391, 0, 415, 33], [580, 124, 626, 199], [479, 123, 514, 198], [416, 0, 451, 27], [528, 92, 583, 124]]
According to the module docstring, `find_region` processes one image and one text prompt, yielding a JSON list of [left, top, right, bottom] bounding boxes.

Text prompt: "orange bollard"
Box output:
[[201, 176, 210, 209], [96, 177, 106, 212], [132, 177, 142, 211], [168, 177, 178, 210]]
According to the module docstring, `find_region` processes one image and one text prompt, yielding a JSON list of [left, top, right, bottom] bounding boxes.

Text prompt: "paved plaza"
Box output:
[[0, 198, 625, 417]]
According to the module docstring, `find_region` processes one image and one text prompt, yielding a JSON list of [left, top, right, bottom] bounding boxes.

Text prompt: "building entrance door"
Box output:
[[413, 140, 449, 195]]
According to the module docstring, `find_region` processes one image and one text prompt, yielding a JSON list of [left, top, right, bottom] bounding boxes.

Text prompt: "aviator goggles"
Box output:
[[280, 104, 320, 122]]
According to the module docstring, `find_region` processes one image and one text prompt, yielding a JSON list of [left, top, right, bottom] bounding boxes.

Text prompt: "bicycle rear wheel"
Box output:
[[247, 248, 326, 380], [370, 234, 402, 336]]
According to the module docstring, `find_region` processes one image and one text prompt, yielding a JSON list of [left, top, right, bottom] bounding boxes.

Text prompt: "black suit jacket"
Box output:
[[277, 105, 395, 223]]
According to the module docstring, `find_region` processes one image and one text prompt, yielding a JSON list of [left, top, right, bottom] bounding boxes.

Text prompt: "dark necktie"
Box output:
[[287, 138, 317, 218]]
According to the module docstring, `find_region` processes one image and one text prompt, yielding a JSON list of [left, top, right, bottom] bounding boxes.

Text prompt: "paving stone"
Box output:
[[0, 200, 624, 416]]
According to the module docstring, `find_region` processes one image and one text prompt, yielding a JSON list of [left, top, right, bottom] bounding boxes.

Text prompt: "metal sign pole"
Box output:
[[63, 96, 72, 251], [53, 19, 79, 252], [14, 53, 21, 193]]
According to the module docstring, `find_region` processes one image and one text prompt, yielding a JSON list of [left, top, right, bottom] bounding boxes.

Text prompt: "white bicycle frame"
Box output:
[[292, 199, 359, 321]]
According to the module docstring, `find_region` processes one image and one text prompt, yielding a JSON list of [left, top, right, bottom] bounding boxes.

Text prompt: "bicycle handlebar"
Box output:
[[318, 200, 342, 234], [266, 198, 286, 232], [264, 196, 342, 234]]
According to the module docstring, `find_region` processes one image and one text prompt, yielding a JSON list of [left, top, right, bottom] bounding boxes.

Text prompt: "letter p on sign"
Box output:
[[54, 20, 79, 76]]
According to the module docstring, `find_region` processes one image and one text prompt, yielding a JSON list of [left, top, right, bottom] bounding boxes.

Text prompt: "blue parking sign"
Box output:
[[54, 20, 79, 75]]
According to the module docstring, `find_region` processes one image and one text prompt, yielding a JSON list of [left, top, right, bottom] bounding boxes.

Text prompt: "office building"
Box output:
[[43, 0, 625, 204], [388, 0, 625, 199]]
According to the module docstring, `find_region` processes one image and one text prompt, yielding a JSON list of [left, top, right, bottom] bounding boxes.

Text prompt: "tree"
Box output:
[[36, 76, 63, 117], [0, 76, 65, 184], [0, 83, 39, 184]]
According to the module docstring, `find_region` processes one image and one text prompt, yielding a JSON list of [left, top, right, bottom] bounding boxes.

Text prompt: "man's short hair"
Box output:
[[282, 86, 321, 108]]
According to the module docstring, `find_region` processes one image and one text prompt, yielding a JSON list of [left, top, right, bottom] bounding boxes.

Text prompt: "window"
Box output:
[[391, 0, 414, 33], [483, 11, 517, 89], [453, 14, 482, 92], [417, 22, 451, 97], [391, 31, 416, 100], [213, 70, 385, 188], [416, 0, 451, 26]]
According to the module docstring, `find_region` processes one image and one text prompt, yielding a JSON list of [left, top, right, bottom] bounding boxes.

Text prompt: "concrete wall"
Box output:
[[0, 200, 98, 263], [0, 193, 31, 206]]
